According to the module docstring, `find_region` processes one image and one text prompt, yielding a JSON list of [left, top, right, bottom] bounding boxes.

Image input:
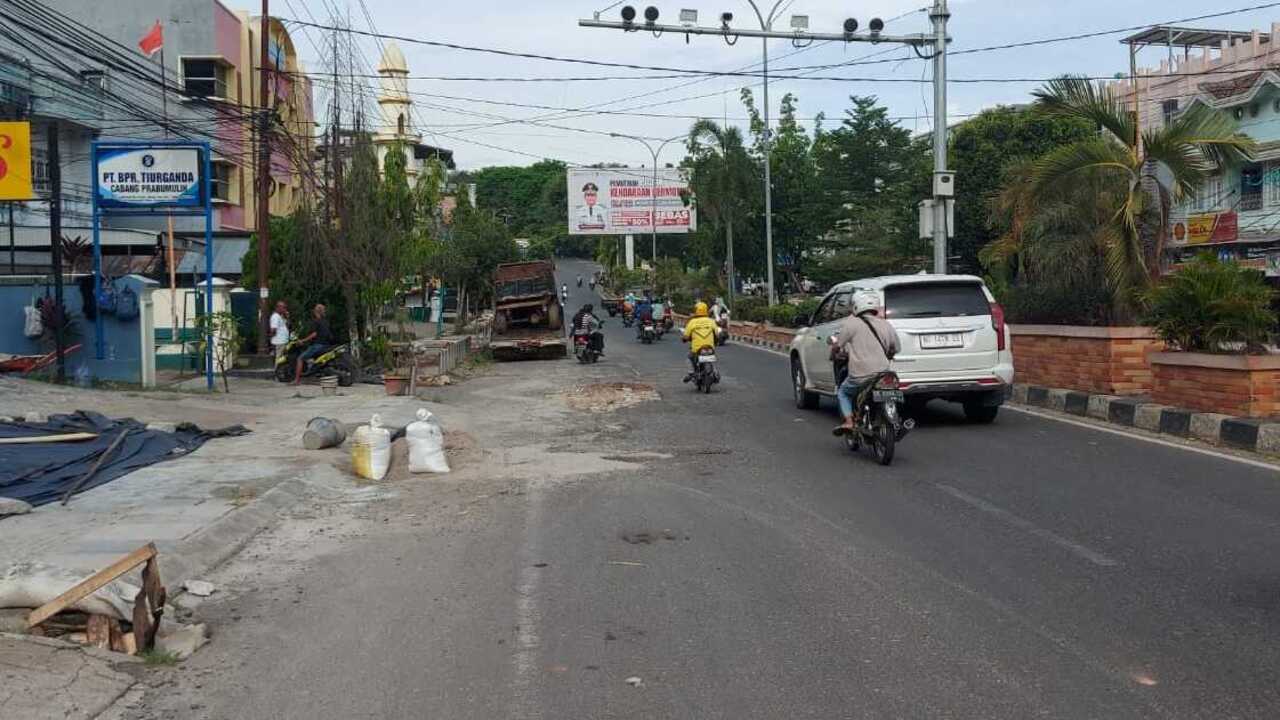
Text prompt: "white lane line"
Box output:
[[1006, 405, 1280, 472], [510, 486, 546, 719], [935, 483, 1120, 568]]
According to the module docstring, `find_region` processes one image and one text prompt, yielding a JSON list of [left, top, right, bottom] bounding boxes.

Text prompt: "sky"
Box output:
[[238, 1, 1280, 170]]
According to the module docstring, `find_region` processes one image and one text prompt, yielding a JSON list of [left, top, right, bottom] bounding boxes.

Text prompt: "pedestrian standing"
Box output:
[[269, 301, 290, 359]]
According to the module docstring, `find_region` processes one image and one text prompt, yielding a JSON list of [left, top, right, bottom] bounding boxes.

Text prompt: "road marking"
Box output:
[[935, 483, 1120, 567], [727, 339, 788, 358], [1006, 405, 1280, 472], [511, 488, 546, 719]]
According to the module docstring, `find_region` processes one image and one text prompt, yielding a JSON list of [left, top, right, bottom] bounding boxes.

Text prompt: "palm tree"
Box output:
[[687, 119, 756, 306], [1029, 76, 1254, 307]]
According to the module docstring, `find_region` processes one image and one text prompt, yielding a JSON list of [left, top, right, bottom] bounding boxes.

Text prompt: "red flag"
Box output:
[[138, 20, 163, 57]]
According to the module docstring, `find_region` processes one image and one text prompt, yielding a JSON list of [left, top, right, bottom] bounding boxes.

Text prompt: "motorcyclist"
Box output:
[[571, 303, 605, 356], [561, 283, 569, 304], [633, 293, 654, 339], [577, 274, 583, 288], [292, 303, 333, 386], [589, 275, 596, 291], [681, 302, 721, 382], [830, 290, 900, 436]]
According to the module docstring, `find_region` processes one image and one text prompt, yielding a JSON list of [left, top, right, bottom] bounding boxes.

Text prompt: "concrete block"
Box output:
[[1221, 418, 1263, 451], [1133, 404, 1170, 431], [1159, 408, 1193, 437], [1107, 398, 1141, 426], [1011, 384, 1029, 404], [154, 622, 208, 659], [1190, 413, 1230, 443], [1026, 386, 1049, 406], [1064, 391, 1091, 416], [1256, 424, 1280, 454], [1086, 394, 1118, 420], [1047, 388, 1069, 412]]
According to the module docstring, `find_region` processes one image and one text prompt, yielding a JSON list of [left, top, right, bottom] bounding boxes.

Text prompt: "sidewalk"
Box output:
[[0, 633, 140, 720], [0, 375, 427, 587]]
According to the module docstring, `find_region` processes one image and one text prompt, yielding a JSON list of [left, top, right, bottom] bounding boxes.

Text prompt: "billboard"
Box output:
[[567, 168, 695, 235], [1170, 211, 1238, 246], [0, 122, 33, 201], [95, 146, 203, 208]]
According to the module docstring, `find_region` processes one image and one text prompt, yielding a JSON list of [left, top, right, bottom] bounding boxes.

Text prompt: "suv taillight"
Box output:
[[990, 302, 1006, 351]]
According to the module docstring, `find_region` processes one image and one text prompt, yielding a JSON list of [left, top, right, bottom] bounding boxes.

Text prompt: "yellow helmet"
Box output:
[[693, 302, 709, 317]]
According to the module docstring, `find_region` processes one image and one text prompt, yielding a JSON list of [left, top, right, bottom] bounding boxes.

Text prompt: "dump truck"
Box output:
[[491, 260, 566, 360]]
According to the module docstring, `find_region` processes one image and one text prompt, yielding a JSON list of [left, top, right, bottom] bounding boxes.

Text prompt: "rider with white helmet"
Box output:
[[829, 290, 901, 436]]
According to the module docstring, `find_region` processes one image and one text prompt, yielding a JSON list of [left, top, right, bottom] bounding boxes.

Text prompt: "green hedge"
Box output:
[[1144, 254, 1275, 352]]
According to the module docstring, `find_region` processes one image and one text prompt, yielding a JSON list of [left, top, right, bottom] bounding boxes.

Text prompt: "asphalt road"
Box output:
[[139, 260, 1280, 720]]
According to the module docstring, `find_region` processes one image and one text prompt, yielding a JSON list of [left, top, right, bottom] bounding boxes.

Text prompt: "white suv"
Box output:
[[788, 274, 1014, 423]]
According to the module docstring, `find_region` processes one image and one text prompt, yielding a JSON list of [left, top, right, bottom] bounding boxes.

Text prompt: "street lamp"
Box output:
[[608, 131, 685, 266]]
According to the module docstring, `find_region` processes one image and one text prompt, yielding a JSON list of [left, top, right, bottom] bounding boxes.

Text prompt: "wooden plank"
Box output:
[[26, 543, 157, 628], [0, 432, 98, 444], [85, 614, 114, 650], [61, 428, 131, 505]]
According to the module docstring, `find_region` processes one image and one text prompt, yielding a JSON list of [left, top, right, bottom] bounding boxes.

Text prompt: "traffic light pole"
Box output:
[[580, 2, 951, 281]]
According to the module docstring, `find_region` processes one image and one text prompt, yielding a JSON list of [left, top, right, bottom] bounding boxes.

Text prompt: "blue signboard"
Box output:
[[94, 146, 203, 209]]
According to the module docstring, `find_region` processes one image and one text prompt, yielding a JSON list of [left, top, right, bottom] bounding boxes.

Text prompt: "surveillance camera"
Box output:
[[842, 18, 858, 34], [869, 17, 884, 33], [720, 11, 734, 24], [621, 5, 636, 22], [644, 6, 659, 22]]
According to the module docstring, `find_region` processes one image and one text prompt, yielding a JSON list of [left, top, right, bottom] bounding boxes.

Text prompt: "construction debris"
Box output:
[[0, 562, 138, 619], [182, 580, 215, 597], [564, 382, 660, 413]]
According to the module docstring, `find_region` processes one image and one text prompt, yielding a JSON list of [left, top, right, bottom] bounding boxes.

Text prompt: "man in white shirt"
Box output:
[[269, 301, 290, 358]]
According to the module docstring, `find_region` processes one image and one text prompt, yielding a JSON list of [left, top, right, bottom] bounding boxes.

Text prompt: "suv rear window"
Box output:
[[883, 282, 989, 319]]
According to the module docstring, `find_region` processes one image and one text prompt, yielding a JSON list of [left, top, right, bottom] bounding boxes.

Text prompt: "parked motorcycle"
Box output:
[[691, 346, 720, 393], [275, 338, 358, 386], [838, 371, 914, 466]]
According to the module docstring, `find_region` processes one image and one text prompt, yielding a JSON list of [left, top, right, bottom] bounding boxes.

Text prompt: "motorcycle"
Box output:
[[573, 327, 603, 364], [577, 277, 583, 288], [275, 338, 358, 386], [714, 313, 730, 346], [621, 310, 635, 328], [639, 321, 656, 344], [838, 371, 914, 466], [691, 346, 720, 393]]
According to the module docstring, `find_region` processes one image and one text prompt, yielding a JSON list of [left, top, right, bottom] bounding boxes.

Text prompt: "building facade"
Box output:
[[1112, 24, 1280, 277]]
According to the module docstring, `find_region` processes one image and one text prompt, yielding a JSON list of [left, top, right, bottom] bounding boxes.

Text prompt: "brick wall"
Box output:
[[1010, 326, 1162, 396], [1151, 353, 1280, 418]]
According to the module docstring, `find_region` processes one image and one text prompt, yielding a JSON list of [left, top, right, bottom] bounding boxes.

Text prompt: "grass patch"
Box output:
[[139, 649, 180, 666]]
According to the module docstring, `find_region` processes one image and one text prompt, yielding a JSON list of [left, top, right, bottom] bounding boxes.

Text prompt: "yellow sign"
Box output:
[[0, 122, 33, 201], [1171, 211, 1238, 246]]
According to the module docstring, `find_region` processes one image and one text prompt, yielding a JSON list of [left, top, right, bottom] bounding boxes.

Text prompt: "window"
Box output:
[[1161, 99, 1179, 125], [31, 147, 49, 194], [182, 59, 228, 99], [1197, 174, 1223, 212], [1266, 161, 1280, 208], [883, 282, 990, 319], [1240, 163, 1263, 212], [397, 113, 405, 135], [210, 161, 233, 202], [818, 292, 851, 324]]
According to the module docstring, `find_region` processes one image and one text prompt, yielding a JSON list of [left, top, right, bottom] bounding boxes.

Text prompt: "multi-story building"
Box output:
[[1112, 24, 1280, 276], [0, 0, 313, 275]]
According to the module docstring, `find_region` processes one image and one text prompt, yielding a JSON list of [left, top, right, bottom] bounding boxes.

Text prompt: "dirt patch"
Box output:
[[564, 382, 659, 413], [620, 529, 683, 545]]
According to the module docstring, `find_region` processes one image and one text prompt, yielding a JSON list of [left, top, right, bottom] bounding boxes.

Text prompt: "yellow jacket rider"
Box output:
[[682, 302, 720, 382]]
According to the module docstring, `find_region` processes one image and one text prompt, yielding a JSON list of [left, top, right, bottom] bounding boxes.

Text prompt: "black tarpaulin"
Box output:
[[0, 411, 249, 509]]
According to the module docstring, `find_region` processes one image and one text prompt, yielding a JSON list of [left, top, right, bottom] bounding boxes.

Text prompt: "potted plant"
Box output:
[[1144, 254, 1277, 416]]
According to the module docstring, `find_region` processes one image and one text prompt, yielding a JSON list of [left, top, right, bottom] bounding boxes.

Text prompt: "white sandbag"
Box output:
[[406, 408, 450, 474], [0, 562, 139, 620], [351, 414, 391, 481]]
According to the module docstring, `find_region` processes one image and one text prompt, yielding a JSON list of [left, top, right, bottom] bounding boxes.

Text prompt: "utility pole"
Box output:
[[580, 5, 949, 286], [47, 122, 66, 383], [930, 0, 951, 274], [256, 0, 271, 354]]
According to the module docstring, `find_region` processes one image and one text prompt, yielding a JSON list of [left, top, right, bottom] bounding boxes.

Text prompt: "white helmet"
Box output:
[[852, 290, 880, 316]]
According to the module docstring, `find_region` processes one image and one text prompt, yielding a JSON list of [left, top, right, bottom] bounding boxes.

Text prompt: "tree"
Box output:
[[194, 311, 242, 393], [947, 106, 1095, 273], [1028, 76, 1254, 308], [742, 90, 822, 287], [687, 118, 758, 301]]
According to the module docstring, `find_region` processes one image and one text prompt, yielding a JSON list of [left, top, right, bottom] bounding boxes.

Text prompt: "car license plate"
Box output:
[[698, 354, 718, 363], [920, 332, 964, 349], [873, 389, 904, 402]]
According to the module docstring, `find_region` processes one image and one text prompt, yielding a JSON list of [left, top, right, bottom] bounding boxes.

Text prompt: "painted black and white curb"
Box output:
[[1013, 384, 1280, 456]]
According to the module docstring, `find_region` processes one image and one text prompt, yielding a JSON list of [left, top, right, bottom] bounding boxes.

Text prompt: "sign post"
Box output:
[[566, 168, 695, 237], [92, 141, 215, 390]]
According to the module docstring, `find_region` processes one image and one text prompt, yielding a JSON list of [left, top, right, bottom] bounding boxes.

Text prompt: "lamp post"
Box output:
[[608, 132, 684, 265], [744, 1, 783, 306]]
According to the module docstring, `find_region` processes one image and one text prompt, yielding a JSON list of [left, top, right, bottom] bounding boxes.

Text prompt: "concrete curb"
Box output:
[[1015, 383, 1280, 456], [162, 476, 311, 592]]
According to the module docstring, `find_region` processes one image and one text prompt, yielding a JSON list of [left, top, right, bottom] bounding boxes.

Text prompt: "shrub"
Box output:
[[1143, 254, 1275, 353], [733, 297, 768, 322], [767, 303, 800, 327], [1003, 281, 1113, 326], [794, 298, 821, 326]]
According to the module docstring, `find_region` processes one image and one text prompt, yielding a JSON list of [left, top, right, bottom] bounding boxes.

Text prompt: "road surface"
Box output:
[[134, 259, 1280, 720]]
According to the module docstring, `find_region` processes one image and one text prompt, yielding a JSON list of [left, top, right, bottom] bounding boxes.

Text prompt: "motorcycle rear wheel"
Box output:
[[274, 360, 295, 383], [871, 410, 895, 466], [334, 356, 358, 387]]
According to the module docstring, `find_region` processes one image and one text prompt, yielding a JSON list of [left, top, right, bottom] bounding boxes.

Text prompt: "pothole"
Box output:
[[564, 382, 659, 413]]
